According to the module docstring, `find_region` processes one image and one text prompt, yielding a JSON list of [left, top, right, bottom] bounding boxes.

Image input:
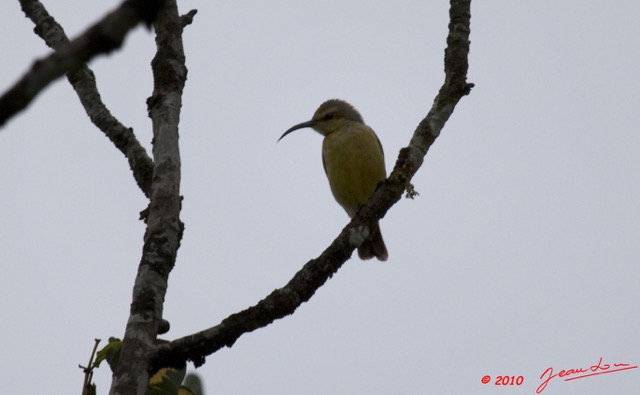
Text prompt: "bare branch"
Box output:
[[151, 0, 473, 372], [109, 0, 187, 393], [0, 0, 164, 128], [19, 0, 154, 197], [180, 9, 198, 28]]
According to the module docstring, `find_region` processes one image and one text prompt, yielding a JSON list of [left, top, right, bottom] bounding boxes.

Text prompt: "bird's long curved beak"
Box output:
[[278, 120, 316, 142]]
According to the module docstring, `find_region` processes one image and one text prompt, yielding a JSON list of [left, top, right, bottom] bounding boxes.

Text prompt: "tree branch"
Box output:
[[109, 0, 187, 393], [150, 0, 473, 372], [0, 0, 164, 128], [19, 0, 155, 197], [180, 9, 198, 28]]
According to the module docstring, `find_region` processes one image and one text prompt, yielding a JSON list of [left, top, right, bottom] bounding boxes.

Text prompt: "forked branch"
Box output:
[[150, 0, 473, 372]]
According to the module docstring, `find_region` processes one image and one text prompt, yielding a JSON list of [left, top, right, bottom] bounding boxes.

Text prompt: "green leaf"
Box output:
[[146, 367, 186, 395], [178, 386, 196, 395], [93, 337, 122, 372], [181, 373, 203, 395]]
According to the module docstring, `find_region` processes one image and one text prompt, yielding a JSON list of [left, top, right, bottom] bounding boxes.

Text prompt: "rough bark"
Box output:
[[109, 0, 187, 394]]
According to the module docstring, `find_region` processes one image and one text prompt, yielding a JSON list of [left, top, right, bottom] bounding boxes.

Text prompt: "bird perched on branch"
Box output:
[[278, 99, 388, 261]]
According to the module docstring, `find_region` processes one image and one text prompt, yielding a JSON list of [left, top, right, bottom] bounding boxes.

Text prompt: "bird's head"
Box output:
[[278, 99, 364, 141]]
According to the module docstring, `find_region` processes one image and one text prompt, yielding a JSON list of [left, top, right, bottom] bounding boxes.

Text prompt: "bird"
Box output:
[[278, 99, 388, 261]]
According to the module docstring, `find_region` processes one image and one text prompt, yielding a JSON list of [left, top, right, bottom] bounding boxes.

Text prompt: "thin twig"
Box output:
[[180, 9, 198, 28], [80, 338, 101, 395]]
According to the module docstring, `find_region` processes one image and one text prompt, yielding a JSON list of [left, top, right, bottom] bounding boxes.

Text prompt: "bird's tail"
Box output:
[[358, 221, 388, 261]]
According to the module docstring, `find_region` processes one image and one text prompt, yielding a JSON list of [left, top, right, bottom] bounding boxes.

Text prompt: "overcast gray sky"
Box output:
[[1, 1, 639, 394]]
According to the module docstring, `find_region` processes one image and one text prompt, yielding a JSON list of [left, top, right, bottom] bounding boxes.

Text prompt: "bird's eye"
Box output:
[[323, 113, 336, 120]]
